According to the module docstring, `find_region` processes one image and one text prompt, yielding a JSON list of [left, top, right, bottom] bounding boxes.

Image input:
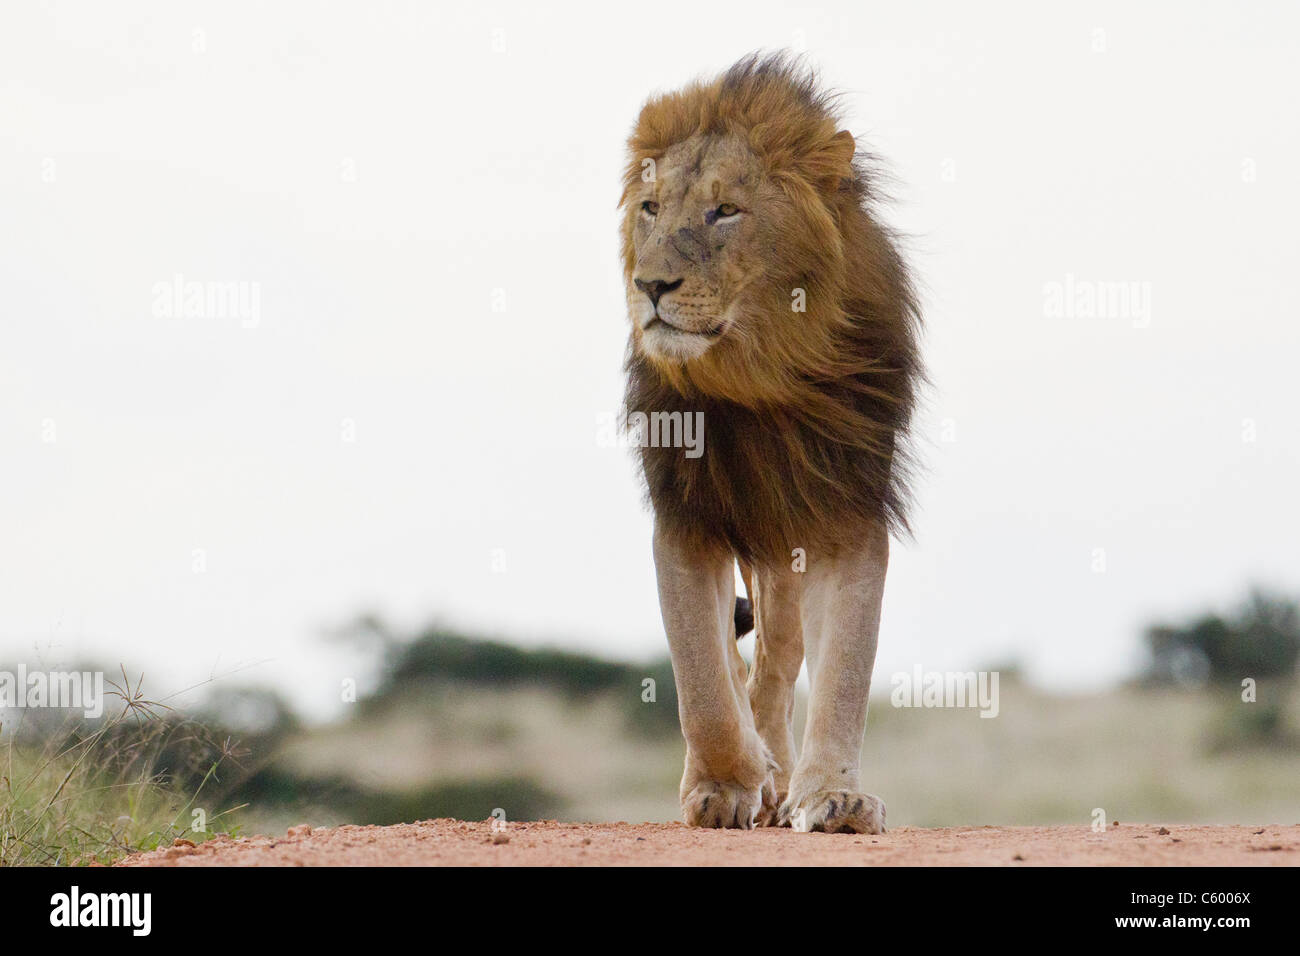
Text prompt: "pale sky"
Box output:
[[3, 1, 1298, 719]]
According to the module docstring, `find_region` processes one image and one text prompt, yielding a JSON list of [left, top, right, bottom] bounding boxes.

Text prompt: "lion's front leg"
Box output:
[[653, 523, 773, 829], [780, 525, 889, 834]]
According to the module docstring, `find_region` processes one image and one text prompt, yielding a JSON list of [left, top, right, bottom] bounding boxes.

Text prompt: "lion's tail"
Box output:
[[734, 561, 755, 639], [734, 596, 754, 639]]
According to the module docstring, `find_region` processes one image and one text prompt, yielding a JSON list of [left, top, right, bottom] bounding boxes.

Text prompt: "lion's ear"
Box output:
[[812, 129, 856, 193], [829, 129, 856, 163]]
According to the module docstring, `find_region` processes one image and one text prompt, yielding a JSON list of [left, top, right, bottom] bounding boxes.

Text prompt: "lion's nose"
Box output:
[[634, 277, 683, 308]]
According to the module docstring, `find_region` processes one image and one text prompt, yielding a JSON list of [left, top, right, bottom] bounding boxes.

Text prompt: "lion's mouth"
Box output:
[[647, 316, 724, 337]]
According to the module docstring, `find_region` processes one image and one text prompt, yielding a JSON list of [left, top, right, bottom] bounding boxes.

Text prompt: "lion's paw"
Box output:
[[682, 779, 764, 829], [781, 790, 885, 834]]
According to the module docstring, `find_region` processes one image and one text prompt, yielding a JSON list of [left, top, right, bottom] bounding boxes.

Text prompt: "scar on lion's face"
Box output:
[[626, 133, 771, 363]]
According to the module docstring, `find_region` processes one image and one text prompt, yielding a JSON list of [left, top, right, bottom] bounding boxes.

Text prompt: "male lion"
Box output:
[[621, 54, 921, 833]]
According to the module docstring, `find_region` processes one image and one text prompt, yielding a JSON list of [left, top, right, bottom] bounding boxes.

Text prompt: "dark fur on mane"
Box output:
[[622, 53, 923, 566]]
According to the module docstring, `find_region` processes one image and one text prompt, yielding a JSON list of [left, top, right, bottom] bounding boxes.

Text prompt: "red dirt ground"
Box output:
[[116, 820, 1300, 866]]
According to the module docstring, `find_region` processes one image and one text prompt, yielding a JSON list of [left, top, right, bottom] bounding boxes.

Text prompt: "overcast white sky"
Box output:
[[2, 1, 1297, 718]]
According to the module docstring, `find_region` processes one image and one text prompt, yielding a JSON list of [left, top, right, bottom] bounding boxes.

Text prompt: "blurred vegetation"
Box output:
[[339, 615, 680, 736], [192, 618, 682, 832], [232, 766, 555, 826], [1143, 589, 1300, 686], [0, 669, 244, 865]]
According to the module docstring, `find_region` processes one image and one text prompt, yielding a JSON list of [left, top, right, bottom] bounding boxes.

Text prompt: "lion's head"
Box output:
[[621, 54, 922, 559], [623, 132, 767, 363], [620, 53, 901, 411]]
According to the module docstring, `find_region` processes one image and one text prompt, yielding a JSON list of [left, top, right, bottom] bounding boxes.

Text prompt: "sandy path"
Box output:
[[117, 820, 1299, 866]]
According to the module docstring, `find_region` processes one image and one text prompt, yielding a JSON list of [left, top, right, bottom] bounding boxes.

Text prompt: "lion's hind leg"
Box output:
[[745, 561, 804, 826]]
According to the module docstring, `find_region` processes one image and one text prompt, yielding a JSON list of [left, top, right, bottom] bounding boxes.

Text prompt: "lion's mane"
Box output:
[[622, 53, 923, 564]]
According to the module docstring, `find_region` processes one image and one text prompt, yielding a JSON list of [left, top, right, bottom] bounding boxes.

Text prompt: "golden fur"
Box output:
[[624, 54, 918, 831], [621, 53, 921, 565]]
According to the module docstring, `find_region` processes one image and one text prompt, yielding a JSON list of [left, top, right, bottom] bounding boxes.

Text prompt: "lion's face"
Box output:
[[624, 133, 773, 364]]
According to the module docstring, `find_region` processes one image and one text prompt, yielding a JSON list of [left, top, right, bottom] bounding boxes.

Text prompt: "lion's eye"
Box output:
[[715, 203, 740, 218], [641, 200, 659, 216]]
